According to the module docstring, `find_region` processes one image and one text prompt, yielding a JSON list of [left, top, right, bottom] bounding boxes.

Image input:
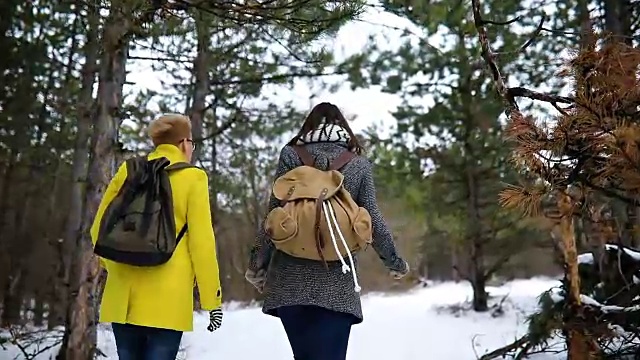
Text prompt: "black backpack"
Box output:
[[94, 156, 195, 266]]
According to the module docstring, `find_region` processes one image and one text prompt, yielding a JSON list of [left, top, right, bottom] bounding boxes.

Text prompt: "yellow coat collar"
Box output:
[[148, 144, 188, 164]]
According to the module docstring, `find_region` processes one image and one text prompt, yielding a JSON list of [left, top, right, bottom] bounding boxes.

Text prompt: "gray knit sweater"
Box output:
[[248, 141, 406, 324]]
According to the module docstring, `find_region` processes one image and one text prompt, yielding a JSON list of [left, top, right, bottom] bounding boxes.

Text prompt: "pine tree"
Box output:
[[472, 0, 640, 356], [340, 0, 549, 311]]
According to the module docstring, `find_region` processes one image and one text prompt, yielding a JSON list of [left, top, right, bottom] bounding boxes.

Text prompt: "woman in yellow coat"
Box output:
[[91, 114, 223, 360]]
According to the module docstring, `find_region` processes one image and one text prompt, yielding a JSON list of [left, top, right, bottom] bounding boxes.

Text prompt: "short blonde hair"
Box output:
[[147, 114, 192, 146]]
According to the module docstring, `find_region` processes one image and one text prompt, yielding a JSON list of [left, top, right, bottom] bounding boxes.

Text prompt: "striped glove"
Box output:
[[206, 308, 223, 332]]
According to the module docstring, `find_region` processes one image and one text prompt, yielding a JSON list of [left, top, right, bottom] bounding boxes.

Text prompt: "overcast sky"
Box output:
[[125, 2, 566, 143], [126, 6, 424, 137]]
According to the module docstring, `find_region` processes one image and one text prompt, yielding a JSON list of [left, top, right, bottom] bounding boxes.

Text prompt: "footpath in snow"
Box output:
[[3, 277, 564, 360]]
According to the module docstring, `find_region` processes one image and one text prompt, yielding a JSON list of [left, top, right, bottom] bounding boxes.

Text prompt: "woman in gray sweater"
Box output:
[[245, 102, 409, 360]]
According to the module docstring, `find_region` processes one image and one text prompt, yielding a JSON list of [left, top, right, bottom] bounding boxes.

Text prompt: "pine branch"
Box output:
[[471, 0, 518, 117], [478, 334, 530, 360], [209, 70, 346, 86], [163, 0, 362, 37], [481, 16, 522, 26], [508, 87, 573, 104], [128, 55, 192, 63], [471, 3, 572, 111]]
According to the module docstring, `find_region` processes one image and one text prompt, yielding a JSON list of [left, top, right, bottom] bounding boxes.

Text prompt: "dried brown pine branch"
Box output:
[[472, 0, 640, 357]]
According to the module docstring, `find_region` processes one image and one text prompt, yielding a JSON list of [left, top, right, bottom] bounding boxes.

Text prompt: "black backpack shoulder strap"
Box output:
[[165, 161, 197, 172], [164, 161, 198, 242], [176, 223, 188, 243], [124, 156, 149, 182]]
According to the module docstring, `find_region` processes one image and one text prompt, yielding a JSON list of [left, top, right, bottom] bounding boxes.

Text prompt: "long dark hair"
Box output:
[[287, 102, 364, 155]]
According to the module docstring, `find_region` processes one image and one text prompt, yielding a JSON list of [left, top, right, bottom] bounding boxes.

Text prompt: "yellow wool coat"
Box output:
[[90, 144, 222, 332]]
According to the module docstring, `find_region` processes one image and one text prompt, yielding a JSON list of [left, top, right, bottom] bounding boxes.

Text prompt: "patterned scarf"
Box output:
[[296, 124, 351, 145]]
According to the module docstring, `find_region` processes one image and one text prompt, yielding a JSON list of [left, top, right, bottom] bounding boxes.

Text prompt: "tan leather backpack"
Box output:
[[264, 146, 373, 264]]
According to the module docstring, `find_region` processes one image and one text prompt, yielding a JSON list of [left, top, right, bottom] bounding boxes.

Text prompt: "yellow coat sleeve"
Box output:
[[90, 163, 127, 267], [187, 170, 222, 310]]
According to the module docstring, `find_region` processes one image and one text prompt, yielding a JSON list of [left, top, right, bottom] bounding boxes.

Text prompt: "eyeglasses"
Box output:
[[183, 138, 196, 151]]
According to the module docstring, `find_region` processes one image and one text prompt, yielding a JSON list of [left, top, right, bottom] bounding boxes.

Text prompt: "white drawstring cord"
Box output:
[[322, 202, 350, 273], [326, 202, 361, 293]]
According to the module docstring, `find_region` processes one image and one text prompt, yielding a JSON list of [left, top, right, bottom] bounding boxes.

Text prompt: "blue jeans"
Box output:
[[112, 323, 183, 360], [277, 305, 355, 360]]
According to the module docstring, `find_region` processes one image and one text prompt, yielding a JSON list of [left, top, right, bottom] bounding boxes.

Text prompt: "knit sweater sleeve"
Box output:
[[356, 159, 406, 272], [248, 145, 298, 271]]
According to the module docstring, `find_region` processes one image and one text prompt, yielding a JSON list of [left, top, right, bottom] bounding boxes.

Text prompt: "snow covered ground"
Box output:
[[2, 277, 566, 360]]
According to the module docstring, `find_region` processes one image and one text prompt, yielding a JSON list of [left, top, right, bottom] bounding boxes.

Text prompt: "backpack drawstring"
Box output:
[[322, 202, 350, 272], [322, 201, 361, 293]]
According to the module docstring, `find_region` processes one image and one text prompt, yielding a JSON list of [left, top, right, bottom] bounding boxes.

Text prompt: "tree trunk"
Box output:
[[467, 173, 488, 311], [602, 0, 638, 251], [602, 0, 633, 45], [558, 4, 603, 358], [33, 295, 44, 327], [1, 184, 36, 327], [59, 1, 130, 358], [1, 269, 24, 327], [463, 130, 487, 311], [0, 155, 16, 300], [471, 273, 488, 311], [210, 116, 219, 217], [451, 244, 461, 282], [1, 248, 28, 327], [0, 154, 15, 241], [455, 51, 489, 311], [44, 159, 64, 327], [557, 194, 599, 359], [187, 14, 210, 164], [54, 0, 99, 340], [187, 15, 211, 310]]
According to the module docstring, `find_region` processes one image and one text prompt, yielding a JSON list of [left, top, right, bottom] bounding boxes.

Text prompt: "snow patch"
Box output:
[[605, 244, 640, 261], [2, 278, 561, 360], [579, 294, 640, 313], [549, 287, 564, 303], [578, 253, 594, 264]]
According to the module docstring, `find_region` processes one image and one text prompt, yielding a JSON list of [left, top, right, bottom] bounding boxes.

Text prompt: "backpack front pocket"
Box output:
[[352, 207, 373, 249], [265, 207, 298, 244]]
